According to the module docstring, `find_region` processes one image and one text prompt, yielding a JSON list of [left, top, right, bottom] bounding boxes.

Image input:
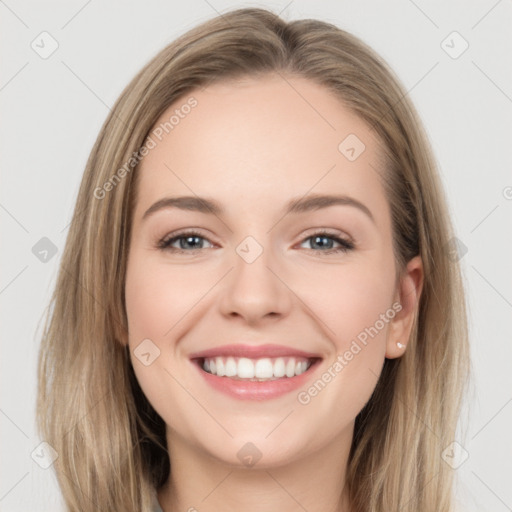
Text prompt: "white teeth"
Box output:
[[298, 361, 308, 375], [273, 357, 286, 378], [216, 357, 225, 377], [225, 357, 237, 377], [255, 358, 273, 378], [201, 356, 313, 380], [285, 358, 295, 377], [238, 358, 255, 378]]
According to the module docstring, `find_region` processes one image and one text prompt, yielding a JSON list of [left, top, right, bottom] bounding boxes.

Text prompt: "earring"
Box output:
[[397, 342, 405, 349]]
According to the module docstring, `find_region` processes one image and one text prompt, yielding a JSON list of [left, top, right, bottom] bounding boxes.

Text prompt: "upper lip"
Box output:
[[189, 344, 322, 360]]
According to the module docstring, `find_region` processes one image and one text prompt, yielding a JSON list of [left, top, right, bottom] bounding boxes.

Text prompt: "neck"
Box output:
[[157, 423, 354, 512]]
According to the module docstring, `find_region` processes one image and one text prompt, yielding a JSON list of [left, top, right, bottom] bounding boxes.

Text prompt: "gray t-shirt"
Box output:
[[151, 488, 164, 512]]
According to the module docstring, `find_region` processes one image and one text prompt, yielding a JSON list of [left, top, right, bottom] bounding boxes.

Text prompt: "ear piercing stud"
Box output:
[[397, 342, 406, 349]]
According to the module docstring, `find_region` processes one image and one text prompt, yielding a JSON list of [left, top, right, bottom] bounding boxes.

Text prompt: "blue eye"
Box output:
[[300, 233, 354, 254], [158, 230, 213, 252], [157, 230, 354, 255]]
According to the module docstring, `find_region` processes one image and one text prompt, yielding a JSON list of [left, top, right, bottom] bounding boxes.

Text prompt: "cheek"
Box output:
[[124, 252, 204, 418], [296, 264, 395, 418], [125, 253, 209, 344], [299, 259, 396, 344]]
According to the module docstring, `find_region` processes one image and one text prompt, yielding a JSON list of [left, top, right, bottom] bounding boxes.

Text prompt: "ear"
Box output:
[[385, 255, 424, 359]]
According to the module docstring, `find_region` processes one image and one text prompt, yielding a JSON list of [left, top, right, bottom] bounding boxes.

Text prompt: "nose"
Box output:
[[218, 242, 293, 325]]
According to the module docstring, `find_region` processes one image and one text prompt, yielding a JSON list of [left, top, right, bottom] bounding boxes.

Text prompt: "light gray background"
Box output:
[[1, 1, 511, 510]]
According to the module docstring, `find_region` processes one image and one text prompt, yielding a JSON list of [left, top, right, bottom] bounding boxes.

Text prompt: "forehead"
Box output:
[[133, 74, 387, 222]]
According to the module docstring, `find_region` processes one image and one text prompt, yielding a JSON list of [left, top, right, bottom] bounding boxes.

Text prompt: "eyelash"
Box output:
[[157, 229, 355, 256]]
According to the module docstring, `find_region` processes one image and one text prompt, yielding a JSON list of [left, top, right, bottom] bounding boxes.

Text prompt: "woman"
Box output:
[[36, 7, 469, 511]]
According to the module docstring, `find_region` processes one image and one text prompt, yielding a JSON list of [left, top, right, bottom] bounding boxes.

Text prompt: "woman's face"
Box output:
[[124, 74, 422, 468]]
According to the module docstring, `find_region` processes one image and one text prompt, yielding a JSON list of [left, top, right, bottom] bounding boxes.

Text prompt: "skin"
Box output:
[[123, 74, 423, 512]]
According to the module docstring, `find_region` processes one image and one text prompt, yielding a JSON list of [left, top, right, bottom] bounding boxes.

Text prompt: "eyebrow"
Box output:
[[142, 193, 375, 224]]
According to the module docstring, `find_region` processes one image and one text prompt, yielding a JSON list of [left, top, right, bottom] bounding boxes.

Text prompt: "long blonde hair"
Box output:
[[36, 7, 470, 511]]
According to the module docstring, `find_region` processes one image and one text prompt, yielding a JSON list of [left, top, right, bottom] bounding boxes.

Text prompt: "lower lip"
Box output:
[[192, 359, 322, 400]]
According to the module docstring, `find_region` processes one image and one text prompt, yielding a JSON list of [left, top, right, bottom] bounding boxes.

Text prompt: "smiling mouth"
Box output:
[[195, 356, 321, 382]]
